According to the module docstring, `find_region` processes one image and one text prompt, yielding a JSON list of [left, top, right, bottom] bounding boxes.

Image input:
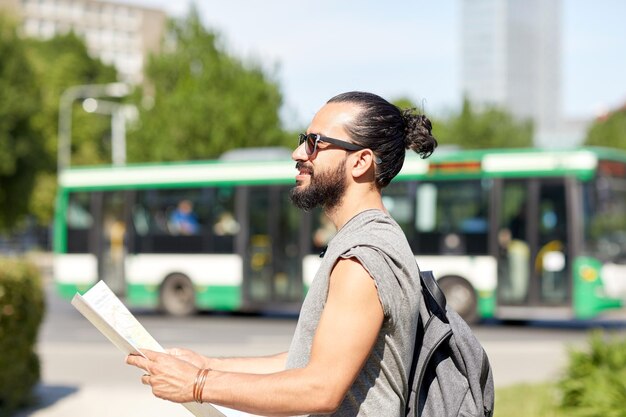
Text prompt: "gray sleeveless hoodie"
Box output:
[[286, 209, 421, 417]]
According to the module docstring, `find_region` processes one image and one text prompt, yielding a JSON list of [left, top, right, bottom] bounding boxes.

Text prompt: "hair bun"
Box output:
[[401, 108, 437, 158]]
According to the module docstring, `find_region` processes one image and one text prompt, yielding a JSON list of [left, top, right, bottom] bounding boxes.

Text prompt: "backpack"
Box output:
[[406, 270, 495, 417]]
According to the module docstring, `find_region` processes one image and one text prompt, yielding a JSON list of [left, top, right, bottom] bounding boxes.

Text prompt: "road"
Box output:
[[15, 281, 626, 417]]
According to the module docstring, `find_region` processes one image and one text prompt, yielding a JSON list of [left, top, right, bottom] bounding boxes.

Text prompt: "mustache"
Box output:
[[295, 162, 313, 175]]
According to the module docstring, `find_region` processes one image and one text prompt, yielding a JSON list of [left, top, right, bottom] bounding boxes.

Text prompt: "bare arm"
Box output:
[[128, 257, 384, 416], [167, 348, 288, 374]]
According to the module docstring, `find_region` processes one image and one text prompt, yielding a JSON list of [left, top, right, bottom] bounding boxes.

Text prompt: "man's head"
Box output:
[[289, 91, 437, 211], [289, 101, 359, 212], [178, 200, 193, 213], [327, 91, 437, 188]]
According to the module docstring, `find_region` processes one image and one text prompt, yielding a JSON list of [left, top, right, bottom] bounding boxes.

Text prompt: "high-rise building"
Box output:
[[0, 0, 166, 85], [461, 0, 562, 141]]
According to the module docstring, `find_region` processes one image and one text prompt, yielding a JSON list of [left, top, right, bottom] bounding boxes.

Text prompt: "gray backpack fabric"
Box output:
[[406, 270, 495, 417]]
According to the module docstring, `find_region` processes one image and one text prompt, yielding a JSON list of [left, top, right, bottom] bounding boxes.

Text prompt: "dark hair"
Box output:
[[327, 91, 437, 188]]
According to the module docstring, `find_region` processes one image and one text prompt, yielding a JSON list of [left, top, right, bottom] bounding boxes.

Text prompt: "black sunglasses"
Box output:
[[298, 133, 365, 156], [298, 133, 382, 164]]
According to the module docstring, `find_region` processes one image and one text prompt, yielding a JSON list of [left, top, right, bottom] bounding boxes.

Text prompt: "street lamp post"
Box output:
[[82, 98, 138, 166], [57, 82, 130, 172]]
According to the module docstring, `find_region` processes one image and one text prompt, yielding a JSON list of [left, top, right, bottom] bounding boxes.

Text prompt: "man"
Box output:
[[127, 91, 437, 416], [169, 199, 200, 235]]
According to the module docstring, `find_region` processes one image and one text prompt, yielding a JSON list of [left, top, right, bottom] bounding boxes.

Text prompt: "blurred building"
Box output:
[[461, 0, 568, 146], [0, 0, 166, 85]]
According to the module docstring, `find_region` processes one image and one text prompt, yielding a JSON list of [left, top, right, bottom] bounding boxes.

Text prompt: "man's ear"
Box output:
[[350, 149, 376, 180]]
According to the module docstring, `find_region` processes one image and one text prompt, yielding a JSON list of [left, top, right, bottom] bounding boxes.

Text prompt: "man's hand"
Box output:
[[126, 349, 200, 403], [166, 347, 209, 369]]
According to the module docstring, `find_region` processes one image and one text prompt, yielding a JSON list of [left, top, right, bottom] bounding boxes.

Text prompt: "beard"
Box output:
[[289, 159, 347, 212]]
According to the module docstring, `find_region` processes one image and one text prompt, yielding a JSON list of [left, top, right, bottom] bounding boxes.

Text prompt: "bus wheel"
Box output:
[[438, 276, 478, 324], [160, 274, 196, 316]]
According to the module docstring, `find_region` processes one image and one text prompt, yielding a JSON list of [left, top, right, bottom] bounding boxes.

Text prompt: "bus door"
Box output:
[[94, 191, 131, 295], [497, 179, 570, 313], [242, 185, 302, 308]]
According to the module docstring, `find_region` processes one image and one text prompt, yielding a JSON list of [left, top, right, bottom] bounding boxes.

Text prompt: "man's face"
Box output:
[[289, 102, 357, 212], [289, 156, 347, 211]]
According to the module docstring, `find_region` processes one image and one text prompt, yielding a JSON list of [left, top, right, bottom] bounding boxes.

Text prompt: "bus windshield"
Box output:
[[584, 171, 626, 262]]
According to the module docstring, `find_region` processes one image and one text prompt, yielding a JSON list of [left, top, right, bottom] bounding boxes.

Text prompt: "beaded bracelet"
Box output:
[[193, 368, 210, 403]]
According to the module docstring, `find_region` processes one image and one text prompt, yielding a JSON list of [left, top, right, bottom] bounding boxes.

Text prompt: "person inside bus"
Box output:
[[313, 211, 336, 249], [168, 199, 200, 235], [127, 91, 437, 416], [499, 205, 530, 302], [213, 211, 240, 236]]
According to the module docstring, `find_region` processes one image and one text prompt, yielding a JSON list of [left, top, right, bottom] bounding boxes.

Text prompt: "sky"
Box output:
[[122, 0, 626, 130]]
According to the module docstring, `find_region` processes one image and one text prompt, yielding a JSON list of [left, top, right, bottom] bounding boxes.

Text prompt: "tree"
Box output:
[[26, 32, 118, 166], [0, 14, 44, 230], [584, 106, 626, 149], [435, 98, 534, 149], [24, 32, 117, 224], [127, 8, 289, 162]]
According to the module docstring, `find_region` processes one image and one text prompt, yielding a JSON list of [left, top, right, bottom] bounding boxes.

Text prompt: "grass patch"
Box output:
[[494, 332, 626, 417], [495, 382, 566, 417]]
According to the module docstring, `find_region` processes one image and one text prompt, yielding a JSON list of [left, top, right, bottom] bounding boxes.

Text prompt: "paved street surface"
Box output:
[[14, 280, 626, 417]]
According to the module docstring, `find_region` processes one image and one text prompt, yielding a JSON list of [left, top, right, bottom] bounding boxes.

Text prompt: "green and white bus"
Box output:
[[54, 147, 626, 322]]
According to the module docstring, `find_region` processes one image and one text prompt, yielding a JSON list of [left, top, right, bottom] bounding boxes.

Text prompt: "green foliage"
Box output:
[[24, 32, 117, 225], [495, 383, 566, 417], [584, 108, 626, 150], [493, 332, 626, 417], [26, 31, 118, 167], [0, 15, 45, 231], [127, 7, 289, 162], [0, 257, 45, 417], [436, 98, 534, 149], [558, 330, 626, 417], [0, 12, 117, 230]]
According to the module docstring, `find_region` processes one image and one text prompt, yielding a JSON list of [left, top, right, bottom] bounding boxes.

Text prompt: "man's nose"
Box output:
[[292, 142, 308, 161]]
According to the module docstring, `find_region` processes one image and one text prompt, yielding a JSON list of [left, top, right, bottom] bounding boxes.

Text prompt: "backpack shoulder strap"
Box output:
[[406, 270, 451, 417], [419, 270, 447, 320]]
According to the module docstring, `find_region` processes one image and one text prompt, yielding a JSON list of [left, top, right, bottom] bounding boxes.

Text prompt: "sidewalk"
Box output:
[[19, 384, 200, 417], [15, 342, 256, 417], [20, 385, 257, 417], [14, 341, 194, 417]]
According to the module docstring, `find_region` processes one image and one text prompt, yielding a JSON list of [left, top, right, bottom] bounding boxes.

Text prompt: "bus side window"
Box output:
[[132, 205, 150, 236], [415, 181, 489, 255], [213, 211, 239, 236], [312, 211, 336, 250], [382, 182, 415, 240], [498, 182, 530, 304], [309, 208, 335, 253], [133, 189, 207, 253], [66, 192, 93, 253], [212, 187, 239, 253]]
